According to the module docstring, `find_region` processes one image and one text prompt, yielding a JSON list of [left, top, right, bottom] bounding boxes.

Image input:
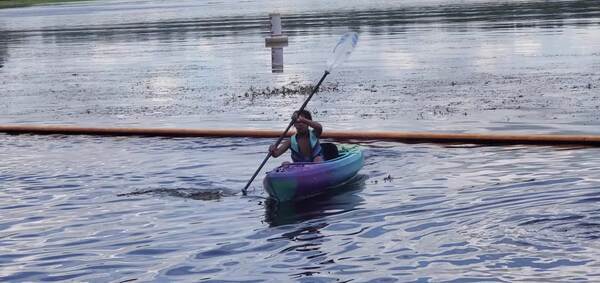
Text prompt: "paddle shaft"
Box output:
[[242, 71, 330, 195]]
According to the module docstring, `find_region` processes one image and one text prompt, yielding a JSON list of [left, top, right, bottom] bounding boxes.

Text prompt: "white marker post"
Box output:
[[265, 13, 288, 73]]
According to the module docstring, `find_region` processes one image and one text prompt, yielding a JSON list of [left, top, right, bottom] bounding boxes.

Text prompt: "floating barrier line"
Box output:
[[2, 124, 600, 146]]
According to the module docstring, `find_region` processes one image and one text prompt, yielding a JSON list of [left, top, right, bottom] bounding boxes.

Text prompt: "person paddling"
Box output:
[[269, 110, 324, 163]]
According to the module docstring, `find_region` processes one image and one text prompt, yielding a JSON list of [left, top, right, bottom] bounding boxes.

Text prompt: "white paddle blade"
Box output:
[[326, 32, 359, 73]]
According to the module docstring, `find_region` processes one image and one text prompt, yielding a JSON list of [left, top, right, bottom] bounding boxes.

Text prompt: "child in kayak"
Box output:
[[269, 110, 324, 163]]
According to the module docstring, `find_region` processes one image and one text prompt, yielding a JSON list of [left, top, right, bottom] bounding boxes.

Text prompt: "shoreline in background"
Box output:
[[0, 0, 87, 9]]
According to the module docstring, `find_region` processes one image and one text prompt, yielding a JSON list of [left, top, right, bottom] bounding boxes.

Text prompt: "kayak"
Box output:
[[263, 143, 364, 202]]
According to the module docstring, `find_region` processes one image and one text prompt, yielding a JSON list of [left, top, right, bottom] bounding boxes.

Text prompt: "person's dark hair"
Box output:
[[293, 110, 312, 120]]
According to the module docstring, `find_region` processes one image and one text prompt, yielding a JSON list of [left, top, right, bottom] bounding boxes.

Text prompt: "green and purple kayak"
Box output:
[[263, 144, 364, 202]]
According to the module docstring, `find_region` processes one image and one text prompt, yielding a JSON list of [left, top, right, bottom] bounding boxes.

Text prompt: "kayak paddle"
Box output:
[[242, 32, 359, 195]]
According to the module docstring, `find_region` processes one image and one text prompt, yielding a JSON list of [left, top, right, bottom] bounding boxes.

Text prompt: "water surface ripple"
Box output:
[[2, 0, 600, 281], [2, 135, 600, 281]]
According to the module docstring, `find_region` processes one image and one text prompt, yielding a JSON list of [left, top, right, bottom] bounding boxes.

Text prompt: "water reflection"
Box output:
[[269, 46, 284, 73], [33, 17, 268, 44], [1, 0, 596, 45], [281, 0, 600, 32], [0, 29, 7, 68], [266, 40, 288, 73], [264, 175, 367, 227]]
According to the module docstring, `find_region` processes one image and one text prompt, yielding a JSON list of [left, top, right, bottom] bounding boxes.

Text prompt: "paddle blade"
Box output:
[[326, 32, 359, 73]]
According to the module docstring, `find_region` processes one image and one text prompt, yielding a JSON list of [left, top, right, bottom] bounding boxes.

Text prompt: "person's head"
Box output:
[[293, 110, 312, 134]]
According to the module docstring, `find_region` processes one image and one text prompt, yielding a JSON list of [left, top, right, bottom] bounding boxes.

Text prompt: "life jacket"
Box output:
[[290, 130, 323, 162]]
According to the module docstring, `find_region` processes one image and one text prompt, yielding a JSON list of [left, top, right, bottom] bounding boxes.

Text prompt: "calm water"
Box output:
[[2, 0, 600, 281], [1, 0, 600, 132]]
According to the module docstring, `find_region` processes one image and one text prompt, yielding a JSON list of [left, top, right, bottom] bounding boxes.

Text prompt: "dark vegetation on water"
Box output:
[[219, 75, 598, 123], [244, 81, 340, 98], [225, 81, 340, 105], [118, 188, 228, 201]]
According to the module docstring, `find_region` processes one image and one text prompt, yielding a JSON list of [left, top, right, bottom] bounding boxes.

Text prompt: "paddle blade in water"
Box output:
[[326, 32, 359, 73]]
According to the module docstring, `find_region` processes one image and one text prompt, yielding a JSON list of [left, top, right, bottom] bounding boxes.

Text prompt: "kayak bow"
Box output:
[[263, 144, 364, 202]]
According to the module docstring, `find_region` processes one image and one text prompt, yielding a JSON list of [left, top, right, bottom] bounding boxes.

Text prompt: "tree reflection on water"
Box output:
[[0, 29, 7, 68]]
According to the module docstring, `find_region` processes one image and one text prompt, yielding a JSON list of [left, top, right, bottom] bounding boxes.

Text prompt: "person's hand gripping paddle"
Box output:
[[242, 32, 359, 195]]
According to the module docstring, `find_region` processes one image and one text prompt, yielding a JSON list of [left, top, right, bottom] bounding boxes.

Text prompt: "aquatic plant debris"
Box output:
[[118, 188, 229, 201], [229, 81, 341, 102]]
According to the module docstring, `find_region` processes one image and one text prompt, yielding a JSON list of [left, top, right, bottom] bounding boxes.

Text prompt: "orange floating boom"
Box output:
[[1, 124, 600, 146]]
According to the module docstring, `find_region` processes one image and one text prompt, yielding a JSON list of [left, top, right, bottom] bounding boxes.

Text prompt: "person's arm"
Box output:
[[297, 116, 323, 137], [269, 139, 291, 157]]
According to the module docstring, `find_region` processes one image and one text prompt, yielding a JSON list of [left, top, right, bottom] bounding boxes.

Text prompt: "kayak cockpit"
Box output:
[[321, 142, 339, 161]]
